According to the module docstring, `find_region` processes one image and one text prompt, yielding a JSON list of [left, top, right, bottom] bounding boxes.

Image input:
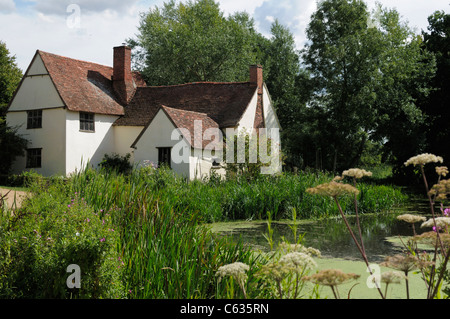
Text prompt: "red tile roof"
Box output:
[[38, 50, 145, 116], [114, 82, 258, 128], [162, 105, 223, 149], [131, 105, 224, 149]]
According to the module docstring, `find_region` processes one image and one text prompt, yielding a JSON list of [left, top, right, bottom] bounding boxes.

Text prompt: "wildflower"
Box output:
[[75, 232, 80, 236], [278, 252, 317, 272], [421, 217, 450, 229], [67, 204, 71, 208], [100, 237, 106, 242], [436, 166, 449, 177], [444, 208, 450, 216], [404, 153, 443, 167], [381, 254, 420, 273], [216, 262, 249, 284], [342, 168, 373, 179], [396, 214, 426, 224], [381, 271, 406, 285], [277, 242, 321, 257], [303, 269, 360, 287], [306, 181, 359, 198], [429, 179, 450, 201], [216, 262, 250, 298]]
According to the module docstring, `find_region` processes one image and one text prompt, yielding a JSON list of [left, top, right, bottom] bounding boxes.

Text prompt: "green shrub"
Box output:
[[99, 153, 132, 175], [0, 188, 124, 298]]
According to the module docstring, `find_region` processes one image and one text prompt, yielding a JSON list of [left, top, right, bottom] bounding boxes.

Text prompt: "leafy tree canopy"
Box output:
[[300, 0, 435, 172], [0, 41, 22, 119], [129, 0, 262, 85], [0, 41, 27, 175]]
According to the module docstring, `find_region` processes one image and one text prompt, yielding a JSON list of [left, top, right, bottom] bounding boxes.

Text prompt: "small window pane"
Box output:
[[27, 110, 42, 129], [80, 112, 95, 132], [26, 148, 42, 168], [158, 147, 171, 168]]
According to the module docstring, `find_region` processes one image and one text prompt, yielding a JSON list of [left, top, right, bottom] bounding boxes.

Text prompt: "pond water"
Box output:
[[210, 197, 434, 263]]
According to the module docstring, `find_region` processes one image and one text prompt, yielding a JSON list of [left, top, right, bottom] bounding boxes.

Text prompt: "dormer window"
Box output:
[[27, 110, 42, 129], [80, 112, 95, 132]]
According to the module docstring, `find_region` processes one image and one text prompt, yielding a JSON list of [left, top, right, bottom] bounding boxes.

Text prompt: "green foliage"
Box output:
[[0, 41, 27, 176], [0, 179, 124, 298], [0, 164, 408, 299], [419, 11, 450, 174], [223, 130, 277, 182], [298, 0, 435, 172], [0, 124, 28, 176], [98, 153, 132, 175], [69, 166, 258, 299], [0, 41, 22, 118], [130, 0, 260, 85]]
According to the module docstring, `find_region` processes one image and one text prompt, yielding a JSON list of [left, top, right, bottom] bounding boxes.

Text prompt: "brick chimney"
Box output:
[[250, 65, 265, 129], [113, 45, 135, 104], [250, 64, 263, 95]]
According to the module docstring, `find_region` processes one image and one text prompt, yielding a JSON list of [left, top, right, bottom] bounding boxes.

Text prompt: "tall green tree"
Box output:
[[0, 41, 27, 176], [129, 0, 260, 85], [0, 41, 22, 119], [300, 0, 435, 173], [420, 11, 450, 165], [263, 21, 301, 128]]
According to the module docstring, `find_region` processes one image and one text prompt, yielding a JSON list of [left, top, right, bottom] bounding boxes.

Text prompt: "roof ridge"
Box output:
[[161, 104, 208, 116], [38, 50, 114, 70], [144, 81, 253, 89]]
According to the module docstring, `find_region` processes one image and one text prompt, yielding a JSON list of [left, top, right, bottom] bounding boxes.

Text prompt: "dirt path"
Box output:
[[0, 187, 29, 210]]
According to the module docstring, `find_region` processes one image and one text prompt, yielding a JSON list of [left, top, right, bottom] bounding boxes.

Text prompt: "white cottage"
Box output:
[[6, 46, 281, 179]]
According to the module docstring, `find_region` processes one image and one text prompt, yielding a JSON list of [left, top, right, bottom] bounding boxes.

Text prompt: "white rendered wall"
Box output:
[[65, 111, 118, 173], [8, 55, 64, 112], [113, 125, 143, 162], [6, 108, 66, 176], [133, 109, 190, 178], [262, 84, 281, 131], [236, 90, 258, 132]]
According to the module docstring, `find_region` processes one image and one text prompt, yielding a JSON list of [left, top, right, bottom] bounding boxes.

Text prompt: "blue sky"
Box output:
[[0, 0, 448, 72]]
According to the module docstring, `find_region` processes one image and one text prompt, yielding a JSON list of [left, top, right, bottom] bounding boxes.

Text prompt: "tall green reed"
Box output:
[[68, 166, 259, 298]]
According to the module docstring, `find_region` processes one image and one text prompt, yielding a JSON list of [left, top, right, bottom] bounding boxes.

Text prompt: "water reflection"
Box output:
[[214, 199, 433, 263]]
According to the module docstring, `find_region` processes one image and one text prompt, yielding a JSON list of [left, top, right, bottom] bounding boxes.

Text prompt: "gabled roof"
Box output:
[[37, 50, 145, 116], [131, 105, 223, 150], [114, 82, 258, 128]]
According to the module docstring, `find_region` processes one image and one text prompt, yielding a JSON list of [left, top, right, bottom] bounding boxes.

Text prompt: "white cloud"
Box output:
[[0, 1, 147, 72], [0, 0, 15, 13], [253, 0, 316, 47], [32, 0, 141, 16], [366, 0, 449, 33]]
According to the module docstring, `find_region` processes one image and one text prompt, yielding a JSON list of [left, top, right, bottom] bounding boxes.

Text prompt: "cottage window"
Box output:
[[158, 147, 171, 168], [27, 110, 42, 129], [80, 112, 95, 132], [26, 148, 42, 168]]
